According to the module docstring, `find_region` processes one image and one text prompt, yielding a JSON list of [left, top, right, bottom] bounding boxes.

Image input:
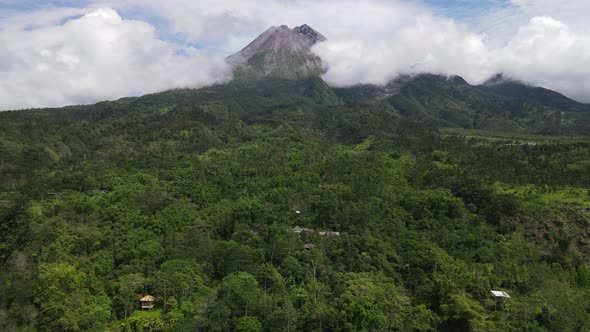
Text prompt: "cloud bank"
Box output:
[[1, 0, 590, 110], [314, 12, 590, 103], [0, 7, 230, 110]]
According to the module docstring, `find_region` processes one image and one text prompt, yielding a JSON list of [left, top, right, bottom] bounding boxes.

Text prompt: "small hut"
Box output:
[[303, 243, 316, 250], [491, 290, 510, 299], [140, 295, 155, 310], [491, 290, 510, 311]]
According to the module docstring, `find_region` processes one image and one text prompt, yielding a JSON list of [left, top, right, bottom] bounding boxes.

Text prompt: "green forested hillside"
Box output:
[[1, 77, 590, 331], [336, 74, 590, 135]]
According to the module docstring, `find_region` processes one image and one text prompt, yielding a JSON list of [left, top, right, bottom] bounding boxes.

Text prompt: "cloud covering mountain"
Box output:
[[1, 0, 590, 110]]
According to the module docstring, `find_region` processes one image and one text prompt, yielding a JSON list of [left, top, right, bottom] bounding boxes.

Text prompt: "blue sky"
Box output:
[[1, 0, 512, 13], [0, 0, 92, 11], [1, 0, 515, 39], [422, 0, 512, 19]]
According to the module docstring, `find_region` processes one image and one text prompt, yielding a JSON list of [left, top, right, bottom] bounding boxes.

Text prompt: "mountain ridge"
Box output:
[[478, 73, 587, 112], [2, 24, 589, 135], [8, 72, 586, 135]]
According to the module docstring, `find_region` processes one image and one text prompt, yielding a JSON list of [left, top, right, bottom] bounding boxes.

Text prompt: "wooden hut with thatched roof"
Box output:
[[140, 295, 155, 310]]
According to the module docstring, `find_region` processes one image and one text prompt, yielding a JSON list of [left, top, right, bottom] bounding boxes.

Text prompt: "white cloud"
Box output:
[[510, 0, 590, 27], [314, 14, 495, 87], [0, 7, 230, 110], [313, 10, 590, 103], [1, 0, 590, 109], [100, 0, 430, 54], [104, 0, 590, 101], [497, 16, 590, 101]]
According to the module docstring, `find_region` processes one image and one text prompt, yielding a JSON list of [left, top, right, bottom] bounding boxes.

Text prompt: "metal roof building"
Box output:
[[491, 290, 510, 298]]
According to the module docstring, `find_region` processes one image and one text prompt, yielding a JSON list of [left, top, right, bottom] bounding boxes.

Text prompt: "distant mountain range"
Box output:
[[222, 24, 589, 135], [334, 73, 590, 134], [2, 24, 589, 135]]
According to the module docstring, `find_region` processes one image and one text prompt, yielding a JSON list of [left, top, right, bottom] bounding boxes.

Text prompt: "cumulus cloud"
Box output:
[[510, 0, 590, 27], [314, 14, 495, 87], [497, 16, 590, 101], [103, 0, 499, 86], [0, 7, 229, 110], [313, 6, 590, 102], [102, 0, 590, 102], [1, 0, 590, 109]]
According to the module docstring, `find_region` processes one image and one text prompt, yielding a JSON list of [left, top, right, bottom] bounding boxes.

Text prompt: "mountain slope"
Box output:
[[336, 74, 590, 134], [480, 74, 589, 113], [226, 24, 326, 80], [2, 75, 590, 331], [222, 25, 590, 135]]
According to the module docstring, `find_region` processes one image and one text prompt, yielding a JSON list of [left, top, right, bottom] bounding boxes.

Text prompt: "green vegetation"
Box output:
[[494, 183, 590, 209], [1, 76, 590, 331], [442, 128, 590, 144], [335, 74, 590, 135]]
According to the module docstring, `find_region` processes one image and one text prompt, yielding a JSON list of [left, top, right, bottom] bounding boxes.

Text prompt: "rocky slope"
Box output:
[[226, 24, 326, 80]]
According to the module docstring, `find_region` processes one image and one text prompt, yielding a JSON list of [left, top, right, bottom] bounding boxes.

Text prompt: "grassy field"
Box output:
[[493, 182, 590, 208], [442, 127, 590, 144], [129, 309, 163, 319]]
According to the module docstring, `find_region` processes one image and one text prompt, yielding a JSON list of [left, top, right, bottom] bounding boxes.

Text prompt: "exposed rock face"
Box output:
[[226, 24, 327, 80], [293, 24, 327, 43]]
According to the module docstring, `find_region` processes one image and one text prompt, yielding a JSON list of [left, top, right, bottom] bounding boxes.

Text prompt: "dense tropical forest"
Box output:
[[1, 76, 590, 331]]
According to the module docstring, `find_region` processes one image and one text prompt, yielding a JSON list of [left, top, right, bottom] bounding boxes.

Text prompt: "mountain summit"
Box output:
[[226, 24, 327, 80]]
